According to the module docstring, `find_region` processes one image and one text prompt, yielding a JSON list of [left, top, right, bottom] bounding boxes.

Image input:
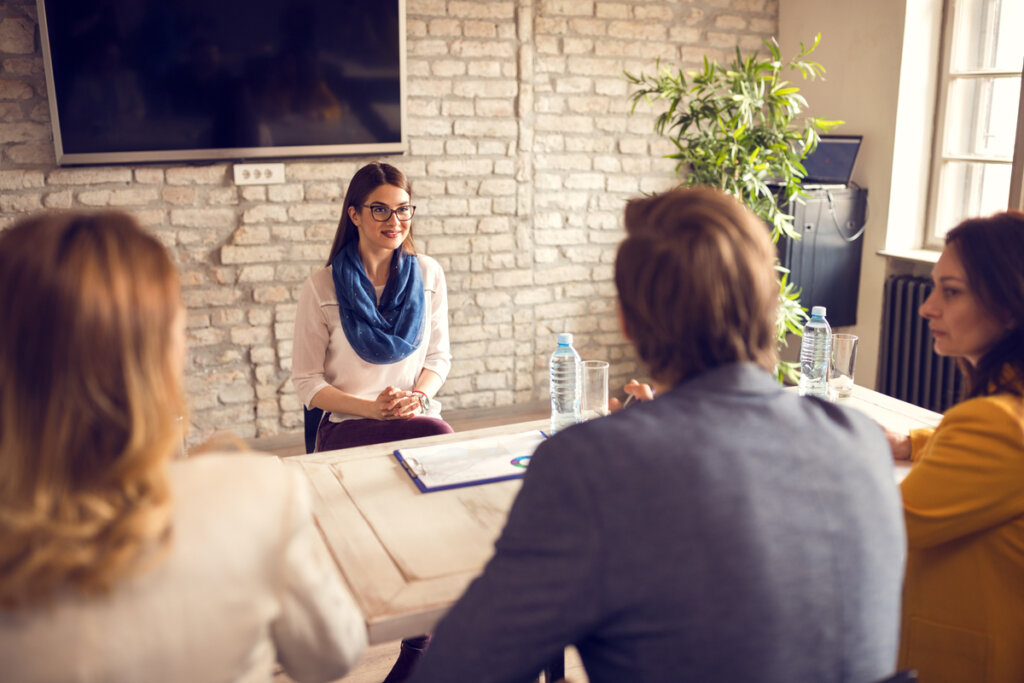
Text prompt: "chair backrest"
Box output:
[[304, 406, 324, 454], [874, 670, 918, 683]]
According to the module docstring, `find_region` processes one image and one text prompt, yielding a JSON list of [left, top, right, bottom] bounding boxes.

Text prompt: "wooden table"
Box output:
[[286, 386, 943, 646], [286, 421, 545, 645], [834, 384, 942, 481]]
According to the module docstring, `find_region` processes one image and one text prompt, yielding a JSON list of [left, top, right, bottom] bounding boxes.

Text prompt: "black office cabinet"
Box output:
[[777, 187, 867, 328]]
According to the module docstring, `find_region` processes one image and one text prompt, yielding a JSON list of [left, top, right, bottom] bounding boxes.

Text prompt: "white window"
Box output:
[[926, 0, 1024, 247]]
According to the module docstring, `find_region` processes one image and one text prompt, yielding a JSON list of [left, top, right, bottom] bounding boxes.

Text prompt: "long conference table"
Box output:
[[285, 385, 942, 657]]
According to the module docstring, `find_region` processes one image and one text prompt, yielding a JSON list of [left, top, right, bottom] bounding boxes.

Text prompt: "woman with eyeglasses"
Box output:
[[292, 161, 453, 455], [291, 161, 452, 680]]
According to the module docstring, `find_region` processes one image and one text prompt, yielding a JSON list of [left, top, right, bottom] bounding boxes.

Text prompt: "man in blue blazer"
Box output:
[[410, 187, 906, 683]]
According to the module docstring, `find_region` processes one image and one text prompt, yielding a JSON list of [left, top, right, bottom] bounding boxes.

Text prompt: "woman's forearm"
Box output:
[[311, 368, 443, 421], [309, 385, 376, 419], [413, 368, 444, 398]]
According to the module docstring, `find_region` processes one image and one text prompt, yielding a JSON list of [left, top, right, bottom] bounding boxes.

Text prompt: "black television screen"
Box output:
[[37, 0, 406, 165]]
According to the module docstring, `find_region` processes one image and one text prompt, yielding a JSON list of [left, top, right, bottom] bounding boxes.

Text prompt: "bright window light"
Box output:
[[927, 0, 1023, 245]]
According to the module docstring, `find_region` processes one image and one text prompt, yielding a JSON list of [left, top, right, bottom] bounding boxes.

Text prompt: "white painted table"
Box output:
[[287, 385, 942, 645], [834, 384, 942, 481], [287, 421, 544, 644]]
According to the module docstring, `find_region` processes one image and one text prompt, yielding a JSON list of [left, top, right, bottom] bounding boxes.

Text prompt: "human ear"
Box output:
[[347, 205, 361, 227]]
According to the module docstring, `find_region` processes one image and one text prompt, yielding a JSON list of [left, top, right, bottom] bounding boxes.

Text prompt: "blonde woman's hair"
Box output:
[[0, 211, 185, 608]]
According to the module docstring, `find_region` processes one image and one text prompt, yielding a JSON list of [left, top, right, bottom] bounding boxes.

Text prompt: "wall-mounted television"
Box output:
[[36, 0, 406, 166]]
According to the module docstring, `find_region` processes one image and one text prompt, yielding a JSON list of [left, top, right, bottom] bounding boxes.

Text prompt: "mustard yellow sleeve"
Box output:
[[907, 427, 934, 462], [900, 395, 1024, 550]]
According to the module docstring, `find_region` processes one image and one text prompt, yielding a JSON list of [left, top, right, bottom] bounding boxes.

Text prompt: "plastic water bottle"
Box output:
[[549, 332, 582, 434], [798, 306, 832, 399]]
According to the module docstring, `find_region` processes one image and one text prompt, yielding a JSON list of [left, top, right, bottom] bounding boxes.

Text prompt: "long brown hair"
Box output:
[[944, 210, 1024, 398], [0, 211, 184, 608], [325, 161, 415, 266], [615, 186, 778, 387]]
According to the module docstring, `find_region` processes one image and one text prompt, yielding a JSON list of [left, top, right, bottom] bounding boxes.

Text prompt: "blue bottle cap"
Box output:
[[557, 332, 573, 345], [810, 306, 827, 318]]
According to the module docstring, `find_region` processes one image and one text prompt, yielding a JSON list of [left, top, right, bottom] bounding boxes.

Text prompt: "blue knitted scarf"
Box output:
[[331, 241, 424, 364]]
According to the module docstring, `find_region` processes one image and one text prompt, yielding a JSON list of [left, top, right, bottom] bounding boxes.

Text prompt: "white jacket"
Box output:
[[0, 454, 367, 683]]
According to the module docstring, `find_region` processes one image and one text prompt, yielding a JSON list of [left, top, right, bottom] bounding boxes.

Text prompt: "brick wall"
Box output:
[[0, 0, 777, 443]]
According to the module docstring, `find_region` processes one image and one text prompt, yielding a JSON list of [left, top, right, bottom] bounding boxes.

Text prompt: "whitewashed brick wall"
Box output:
[[0, 0, 777, 442]]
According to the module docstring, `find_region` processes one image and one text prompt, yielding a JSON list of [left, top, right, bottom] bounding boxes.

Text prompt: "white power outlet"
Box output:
[[233, 162, 286, 185]]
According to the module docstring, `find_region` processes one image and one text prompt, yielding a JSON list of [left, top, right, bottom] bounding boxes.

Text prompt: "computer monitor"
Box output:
[[802, 135, 863, 189]]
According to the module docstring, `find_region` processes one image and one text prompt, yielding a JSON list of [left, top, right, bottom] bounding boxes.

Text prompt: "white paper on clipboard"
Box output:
[[394, 430, 547, 492]]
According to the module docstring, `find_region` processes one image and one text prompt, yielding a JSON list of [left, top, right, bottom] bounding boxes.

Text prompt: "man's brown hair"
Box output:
[[615, 186, 778, 387]]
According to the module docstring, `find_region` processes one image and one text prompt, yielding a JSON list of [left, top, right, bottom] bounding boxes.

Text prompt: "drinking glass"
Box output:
[[830, 334, 859, 399], [581, 360, 610, 421]]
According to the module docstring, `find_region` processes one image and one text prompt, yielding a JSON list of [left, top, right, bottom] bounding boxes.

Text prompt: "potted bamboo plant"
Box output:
[[625, 34, 842, 382]]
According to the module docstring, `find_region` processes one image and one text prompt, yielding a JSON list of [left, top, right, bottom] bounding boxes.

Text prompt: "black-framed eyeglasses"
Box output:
[[361, 204, 415, 222]]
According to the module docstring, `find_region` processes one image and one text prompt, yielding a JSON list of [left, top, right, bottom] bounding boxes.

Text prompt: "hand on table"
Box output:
[[883, 425, 912, 461], [608, 379, 655, 412]]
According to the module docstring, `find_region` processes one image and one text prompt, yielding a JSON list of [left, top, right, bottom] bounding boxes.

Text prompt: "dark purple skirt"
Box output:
[[315, 414, 453, 452]]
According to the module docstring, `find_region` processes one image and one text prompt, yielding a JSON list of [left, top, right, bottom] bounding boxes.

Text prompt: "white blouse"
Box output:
[[0, 454, 367, 683], [291, 253, 452, 422]]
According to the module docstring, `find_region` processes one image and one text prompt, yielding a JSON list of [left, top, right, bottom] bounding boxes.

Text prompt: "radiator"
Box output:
[[877, 275, 964, 414]]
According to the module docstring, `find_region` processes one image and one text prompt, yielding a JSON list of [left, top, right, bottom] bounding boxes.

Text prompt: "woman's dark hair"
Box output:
[[945, 210, 1024, 398], [325, 161, 414, 266]]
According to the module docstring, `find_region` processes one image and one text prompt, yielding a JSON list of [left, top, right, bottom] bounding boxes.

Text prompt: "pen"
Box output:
[[622, 394, 636, 409]]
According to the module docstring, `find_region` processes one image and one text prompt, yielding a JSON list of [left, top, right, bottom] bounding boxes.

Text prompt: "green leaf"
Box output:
[[814, 117, 845, 130], [625, 35, 842, 370]]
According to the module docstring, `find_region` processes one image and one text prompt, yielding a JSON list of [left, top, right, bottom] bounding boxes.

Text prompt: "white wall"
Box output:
[[779, 0, 942, 389]]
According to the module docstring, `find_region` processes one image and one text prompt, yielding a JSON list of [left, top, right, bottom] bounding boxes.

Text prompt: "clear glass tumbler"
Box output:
[[581, 360, 610, 421]]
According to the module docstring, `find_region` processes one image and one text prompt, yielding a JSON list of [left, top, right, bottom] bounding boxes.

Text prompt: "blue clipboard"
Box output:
[[393, 430, 547, 493]]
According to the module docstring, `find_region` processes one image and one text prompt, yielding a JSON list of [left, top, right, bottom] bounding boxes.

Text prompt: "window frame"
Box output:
[[924, 0, 1023, 248], [1012, 73, 1024, 210]]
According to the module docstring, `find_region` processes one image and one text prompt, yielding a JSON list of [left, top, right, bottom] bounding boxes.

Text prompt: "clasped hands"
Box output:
[[371, 386, 423, 421]]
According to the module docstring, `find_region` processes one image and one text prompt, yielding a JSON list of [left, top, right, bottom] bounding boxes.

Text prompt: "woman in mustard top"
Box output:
[[887, 210, 1024, 683]]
